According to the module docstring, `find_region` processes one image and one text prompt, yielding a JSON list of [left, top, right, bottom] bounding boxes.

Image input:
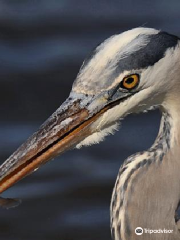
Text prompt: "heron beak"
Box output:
[[0, 95, 113, 194]]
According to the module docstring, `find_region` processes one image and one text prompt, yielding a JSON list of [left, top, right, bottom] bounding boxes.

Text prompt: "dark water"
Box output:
[[0, 1, 179, 240]]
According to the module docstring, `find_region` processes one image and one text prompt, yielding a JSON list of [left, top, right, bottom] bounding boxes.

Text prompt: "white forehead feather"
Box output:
[[87, 27, 158, 63], [73, 27, 159, 94]]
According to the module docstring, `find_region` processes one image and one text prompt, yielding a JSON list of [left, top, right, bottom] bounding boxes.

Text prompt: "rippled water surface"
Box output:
[[0, 1, 179, 240]]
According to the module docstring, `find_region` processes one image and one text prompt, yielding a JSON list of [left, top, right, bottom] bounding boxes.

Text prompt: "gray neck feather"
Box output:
[[110, 110, 173, 240]]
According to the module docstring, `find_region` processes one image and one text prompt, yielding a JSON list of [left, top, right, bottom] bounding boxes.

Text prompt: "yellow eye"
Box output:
[[121, 74, 139, 90]]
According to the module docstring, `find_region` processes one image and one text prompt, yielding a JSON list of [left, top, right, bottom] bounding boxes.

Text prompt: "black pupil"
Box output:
[[125, 77, 134, 84]]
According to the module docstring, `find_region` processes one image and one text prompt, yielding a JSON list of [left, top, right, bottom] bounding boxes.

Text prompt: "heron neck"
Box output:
[[150, 111, 171, 160], [110, 99, 180, 240], [161, 94, 180, 148]]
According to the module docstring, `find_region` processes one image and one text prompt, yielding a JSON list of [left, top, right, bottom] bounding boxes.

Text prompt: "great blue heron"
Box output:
[[0, 27, 180, 240]]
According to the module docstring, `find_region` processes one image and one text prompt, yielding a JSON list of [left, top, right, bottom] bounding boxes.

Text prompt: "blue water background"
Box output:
[[0, 1, 179, 239]]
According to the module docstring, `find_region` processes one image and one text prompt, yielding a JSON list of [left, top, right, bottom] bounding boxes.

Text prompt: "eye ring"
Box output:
[[121, 74, 140, 90]]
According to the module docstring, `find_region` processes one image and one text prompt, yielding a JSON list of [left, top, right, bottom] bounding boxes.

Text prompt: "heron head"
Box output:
[[0, 28, 179, 193], [72, 27, 179, 147]]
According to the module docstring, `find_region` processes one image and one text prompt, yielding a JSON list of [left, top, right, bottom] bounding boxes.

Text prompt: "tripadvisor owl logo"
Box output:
[[135, 227, 143, 235]]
